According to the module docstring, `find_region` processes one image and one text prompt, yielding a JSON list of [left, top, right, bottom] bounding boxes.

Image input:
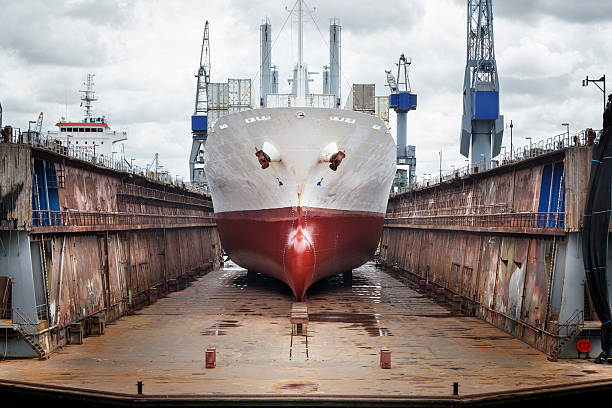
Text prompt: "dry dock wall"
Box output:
[[0, 142, 221, 358], [381, 145, 612, 357]]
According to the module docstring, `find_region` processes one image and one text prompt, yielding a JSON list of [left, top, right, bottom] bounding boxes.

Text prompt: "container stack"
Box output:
[[207, 79, 252, 127]]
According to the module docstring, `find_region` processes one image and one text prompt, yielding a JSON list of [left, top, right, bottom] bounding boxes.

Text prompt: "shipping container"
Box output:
[[375, 95, 390, 122], [228, 106, 252, 114], [228, 78, 252, 106], [207, 83, 229, 109], [352, 84, 375, 111], [266, 94, 291, 108]]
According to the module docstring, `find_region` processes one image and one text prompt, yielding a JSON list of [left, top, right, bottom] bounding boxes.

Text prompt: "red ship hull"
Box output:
[[215, 206, 384, 300]]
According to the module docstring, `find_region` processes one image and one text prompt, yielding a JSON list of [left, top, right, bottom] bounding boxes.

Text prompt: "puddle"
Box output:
[[308, 312, 393, 337], [201, 320, 241, 336], [274, 381, 319, 393]]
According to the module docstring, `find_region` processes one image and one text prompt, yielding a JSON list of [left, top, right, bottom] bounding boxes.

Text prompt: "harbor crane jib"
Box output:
[[387, 54, 417, 190], [189, 20, 211, 187], [460, 0, 503, 171]]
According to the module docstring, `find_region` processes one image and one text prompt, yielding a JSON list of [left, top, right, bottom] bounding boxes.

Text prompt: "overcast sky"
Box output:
[[1, 0, 610, 181]]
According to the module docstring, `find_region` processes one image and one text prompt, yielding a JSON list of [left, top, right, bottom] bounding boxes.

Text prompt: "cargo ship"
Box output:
[[204, 1, 396, 300]]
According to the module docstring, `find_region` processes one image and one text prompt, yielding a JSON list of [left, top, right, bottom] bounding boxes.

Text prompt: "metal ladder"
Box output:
[[13, 308, 48, 359], [548, 309, 584, 361]]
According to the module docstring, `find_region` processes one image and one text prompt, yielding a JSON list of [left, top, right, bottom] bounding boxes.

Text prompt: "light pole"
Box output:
[[507, 120, 514, 161], [526, 137, 532, 158], [439, 150, 442, 182], [479, 153, 485, 170], [562, 122, 570, 139], [582, 75, 606, 111]]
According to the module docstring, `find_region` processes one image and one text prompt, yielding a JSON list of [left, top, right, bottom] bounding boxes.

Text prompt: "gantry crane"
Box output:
[[189, 20, 211, 186], [387, 54, 417, 191], [460, 0, 503, 171]]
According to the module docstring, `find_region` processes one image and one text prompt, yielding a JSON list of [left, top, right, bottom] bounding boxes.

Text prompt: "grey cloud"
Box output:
[[228, 0, 424, 34], [0, 0, 134, 66], [452, 0, 612, 24]]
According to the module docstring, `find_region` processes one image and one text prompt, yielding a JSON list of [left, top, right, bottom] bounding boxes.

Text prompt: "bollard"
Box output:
[[137, 381, 143, 395], [380, 348, 391, 369], [453, 382, 459, 395], [205, 347, 216, 368]]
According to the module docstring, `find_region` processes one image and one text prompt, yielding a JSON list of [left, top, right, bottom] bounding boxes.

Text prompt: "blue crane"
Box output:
[[189, 20, 211, 186], [387, 54, 417, 190], [460, 0, 503, 171]]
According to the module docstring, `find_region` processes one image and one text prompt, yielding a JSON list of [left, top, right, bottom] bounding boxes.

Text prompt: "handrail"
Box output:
[[12, 308, 39, 335], [384, 211, 565, 229], [32, 210, 216, 228]]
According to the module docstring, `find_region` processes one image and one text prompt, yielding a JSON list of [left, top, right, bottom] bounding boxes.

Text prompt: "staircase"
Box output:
[[548, 309, 584, 362], [13, 308, 48, 360], [14, 325, 47, 359]]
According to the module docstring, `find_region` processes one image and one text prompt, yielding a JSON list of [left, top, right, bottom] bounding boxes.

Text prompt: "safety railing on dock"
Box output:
[[32, 210, 216, 228], [399, 129, 599, 193], [1, 128, 193, 190], [384, 211, 565, 230], [118, 183, 213, 209]]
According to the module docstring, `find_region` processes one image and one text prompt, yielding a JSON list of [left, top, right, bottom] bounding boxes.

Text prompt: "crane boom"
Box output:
[[35, 112, 43, 134], [189, 20, 211, 188], [194, 20, 210, 115]]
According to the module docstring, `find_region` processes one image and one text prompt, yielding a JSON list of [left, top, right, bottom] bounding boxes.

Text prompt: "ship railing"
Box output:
[[32, 210, 216, 228], [384, 211, 565, 230], [409, 129, 598, 190]]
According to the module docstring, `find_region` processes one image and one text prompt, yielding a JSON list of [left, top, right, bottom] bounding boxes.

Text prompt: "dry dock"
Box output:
[[1, 261, 611, 406]]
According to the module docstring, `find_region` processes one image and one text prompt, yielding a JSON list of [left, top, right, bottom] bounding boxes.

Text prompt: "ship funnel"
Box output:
[[329, 18, 341, 107], [260, 19, 272, 107]]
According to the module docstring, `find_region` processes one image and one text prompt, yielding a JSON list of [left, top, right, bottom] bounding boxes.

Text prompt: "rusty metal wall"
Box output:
[[32, 151, 221, 350], [0, 143, 32, 230], [565, 146, 593, 232], [380, 228, 557, 353], [47, 227, 221, 339]]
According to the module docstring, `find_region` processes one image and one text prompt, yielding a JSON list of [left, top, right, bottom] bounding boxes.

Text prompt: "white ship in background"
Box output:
[[47, 74, 127, 158], [203, 1, 396, 300]]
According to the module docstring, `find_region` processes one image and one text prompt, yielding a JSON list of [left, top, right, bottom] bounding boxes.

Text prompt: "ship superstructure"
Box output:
[[204, 1, 396, 300], [47, 74, 127, 158]]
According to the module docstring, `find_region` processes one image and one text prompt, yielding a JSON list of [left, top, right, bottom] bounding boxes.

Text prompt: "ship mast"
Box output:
[[79, 73, 97, 121], [295, 0, 305, 105]]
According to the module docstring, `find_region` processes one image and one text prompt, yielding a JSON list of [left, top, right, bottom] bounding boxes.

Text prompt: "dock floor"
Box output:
[[0, 262, 611, 400]]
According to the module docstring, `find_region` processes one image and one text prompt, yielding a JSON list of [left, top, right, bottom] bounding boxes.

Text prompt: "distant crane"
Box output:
[[189, 20, 211, 186], [35, 112, 43, 134], [460, 0, 503, 171], [386, 54, 417, 190]]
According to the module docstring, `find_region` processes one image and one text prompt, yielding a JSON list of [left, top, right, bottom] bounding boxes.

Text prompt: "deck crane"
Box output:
[[386, 54, 417, 191], [189, 20, 211, 187], [460, 0, 503, 171]]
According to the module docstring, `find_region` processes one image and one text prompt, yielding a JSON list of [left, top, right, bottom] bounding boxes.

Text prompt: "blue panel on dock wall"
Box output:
[[472, 91, 499, 120], [45, 163, 61, 225], [192, 115, 207, 131], [549, 162, 565, 227], [537, 164, 552, 227]]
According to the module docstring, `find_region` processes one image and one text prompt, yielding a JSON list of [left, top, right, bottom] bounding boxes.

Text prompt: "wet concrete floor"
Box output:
[[0, 262, 610, 397]]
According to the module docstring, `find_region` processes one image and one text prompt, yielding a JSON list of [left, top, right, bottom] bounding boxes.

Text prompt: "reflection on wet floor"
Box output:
[[222, 261, 412, 337]]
